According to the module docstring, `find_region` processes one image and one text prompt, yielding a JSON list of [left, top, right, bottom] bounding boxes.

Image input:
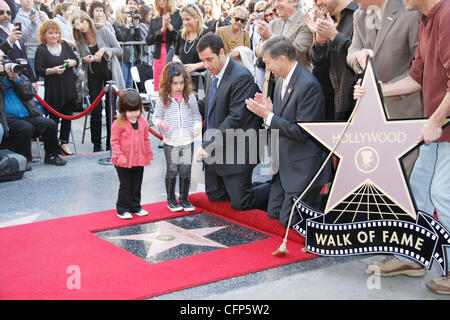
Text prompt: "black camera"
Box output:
[[0, 58, 27, 76], [129, 12, 141, 19]]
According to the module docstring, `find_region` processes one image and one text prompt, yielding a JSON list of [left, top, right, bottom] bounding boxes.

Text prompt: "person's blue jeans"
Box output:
[[122, 62, 134, 89], [0, 122, 4, 144], [399, 142, 450, 266]]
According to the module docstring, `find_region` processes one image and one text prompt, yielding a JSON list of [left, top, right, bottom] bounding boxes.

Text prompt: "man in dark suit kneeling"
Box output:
[[246, 36, 331, 227], [196, 32, 269, 212]]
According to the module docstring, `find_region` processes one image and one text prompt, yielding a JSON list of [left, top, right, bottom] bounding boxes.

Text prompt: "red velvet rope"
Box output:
[[35, 90, 106, 121], [149, 126, 163, 140]]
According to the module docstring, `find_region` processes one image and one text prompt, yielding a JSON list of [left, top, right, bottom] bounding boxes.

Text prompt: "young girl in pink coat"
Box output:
[[111, 89, 154, 219]]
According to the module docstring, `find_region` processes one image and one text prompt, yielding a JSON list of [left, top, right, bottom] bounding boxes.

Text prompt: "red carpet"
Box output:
[[0, 193, 315, 300]]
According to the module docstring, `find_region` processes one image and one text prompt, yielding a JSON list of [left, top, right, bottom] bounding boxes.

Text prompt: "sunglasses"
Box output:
[[0, 10, 12, 16], [184, 3, 200, 15], [234, 17, 246, 23], [265, 12, 275, 18]]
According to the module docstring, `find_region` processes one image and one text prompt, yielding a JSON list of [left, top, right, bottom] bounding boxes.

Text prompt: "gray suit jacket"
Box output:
[[256, 10, 313, 72], [347, 0, 423, 119]]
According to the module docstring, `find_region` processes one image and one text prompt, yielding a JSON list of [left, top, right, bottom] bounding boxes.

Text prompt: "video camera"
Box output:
[[0, 58, 27, 76], [129, 12, 141, 19]]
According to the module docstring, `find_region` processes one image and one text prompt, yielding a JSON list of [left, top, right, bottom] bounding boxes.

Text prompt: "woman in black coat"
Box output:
[[145, 0, 182, 91], [34, 20, 78, 155], [112, 4, 142, 89]]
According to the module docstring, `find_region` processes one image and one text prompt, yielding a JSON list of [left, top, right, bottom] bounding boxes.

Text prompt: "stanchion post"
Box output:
[[98, 80, 116, 165]]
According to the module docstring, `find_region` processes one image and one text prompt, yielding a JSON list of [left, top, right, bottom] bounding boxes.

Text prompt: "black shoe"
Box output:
[[167, 199, 182, 211], [44, 154, 67, 166], [179, 198, 195, 211], [93, 144, 103, 152]]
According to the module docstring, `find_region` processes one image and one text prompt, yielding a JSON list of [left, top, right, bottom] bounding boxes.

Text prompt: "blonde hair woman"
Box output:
[[112, 4, 142, 88], [71, 10, 124, 152], [145, 0, 182, 91], [174, 4, 208, 91], [215, 6, 251, 54]]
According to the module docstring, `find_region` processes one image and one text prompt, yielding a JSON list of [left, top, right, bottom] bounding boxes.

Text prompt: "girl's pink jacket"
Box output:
[[110, 116, 153, 168]]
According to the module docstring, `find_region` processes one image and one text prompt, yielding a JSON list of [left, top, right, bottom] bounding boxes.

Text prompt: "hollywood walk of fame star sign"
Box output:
[[291, 60, 450, 275]]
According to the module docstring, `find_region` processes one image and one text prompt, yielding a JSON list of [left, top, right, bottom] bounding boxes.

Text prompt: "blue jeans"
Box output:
[[399, 142, 450, 266], [122, 62, 134, 89], [0, 122, 4, 144]]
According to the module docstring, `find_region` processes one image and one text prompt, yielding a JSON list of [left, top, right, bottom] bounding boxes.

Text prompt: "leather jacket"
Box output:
[[0, 74, 39, 138]]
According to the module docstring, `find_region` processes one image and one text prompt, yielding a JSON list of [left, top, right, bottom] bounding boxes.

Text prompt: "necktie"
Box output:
[[206, 76, 218, 130], [281, 81, 288, 100], [366, 9, 381, 32]]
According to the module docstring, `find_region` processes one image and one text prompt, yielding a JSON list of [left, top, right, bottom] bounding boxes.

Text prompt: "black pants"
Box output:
[[6, 115, 59, 161], [163, 143, 193, 180], [48, 98, 74, 143], [115, 165, 144, 214], [205, 165, 270, 211], [88, 74, 113, 148], [267, 172, 323, 227]]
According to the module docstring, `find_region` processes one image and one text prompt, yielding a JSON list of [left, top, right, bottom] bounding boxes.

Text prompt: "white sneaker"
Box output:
[[134, 209, 149, 216], [117, 212, 133, 219]]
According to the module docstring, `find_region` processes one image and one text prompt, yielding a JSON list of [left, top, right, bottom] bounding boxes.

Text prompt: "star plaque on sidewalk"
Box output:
[[292, 60, 450, 275]]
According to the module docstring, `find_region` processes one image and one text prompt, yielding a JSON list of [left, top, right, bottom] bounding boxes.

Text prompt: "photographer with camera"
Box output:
[[113, 4, 142, 89], [0, 49, 66, 168], [0, 1, 36, 87]]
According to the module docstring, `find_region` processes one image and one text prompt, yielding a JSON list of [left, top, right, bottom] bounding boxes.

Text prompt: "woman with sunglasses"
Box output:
[[174, 4, 208, 92], [263, 4, 276, 23], [215, 6, 251, 61]]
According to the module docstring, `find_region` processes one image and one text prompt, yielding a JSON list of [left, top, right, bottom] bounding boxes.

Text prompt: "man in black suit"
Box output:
[[246, 36, 331, 227], [196, 32, 269, 211], [0, 0, 36, 87]]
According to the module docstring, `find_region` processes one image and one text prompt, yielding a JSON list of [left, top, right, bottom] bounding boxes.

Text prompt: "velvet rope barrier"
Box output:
[[35, 90, 106, 121]]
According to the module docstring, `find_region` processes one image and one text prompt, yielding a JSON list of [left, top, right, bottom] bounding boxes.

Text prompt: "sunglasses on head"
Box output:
[[0, 10, 12, 16], [234, 17, 246, 23], [184, 3, 200, 15]]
